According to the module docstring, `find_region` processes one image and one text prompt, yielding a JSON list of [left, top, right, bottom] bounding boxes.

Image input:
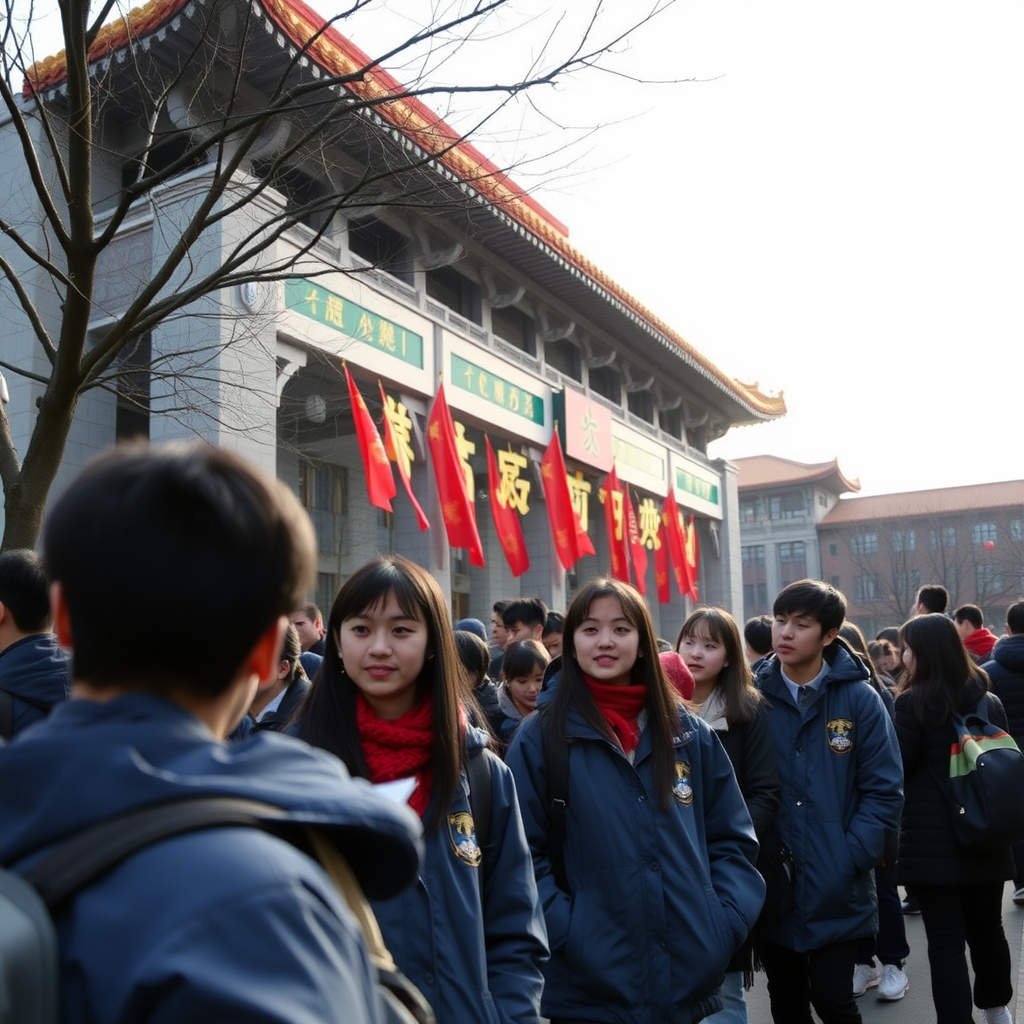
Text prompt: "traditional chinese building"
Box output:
[[5, 0, 785, 632]]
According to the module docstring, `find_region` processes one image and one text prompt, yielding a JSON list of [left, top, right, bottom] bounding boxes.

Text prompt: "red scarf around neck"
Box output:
[[356, 692, 434, 818], [584, 676, 648, 753]]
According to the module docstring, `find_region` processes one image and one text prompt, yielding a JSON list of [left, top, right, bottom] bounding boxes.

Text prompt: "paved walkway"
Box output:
[[744, 884, 1024, 1023]]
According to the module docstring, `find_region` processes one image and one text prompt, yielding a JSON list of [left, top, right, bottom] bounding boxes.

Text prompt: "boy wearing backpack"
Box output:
[[0, 443, 423, 1024]]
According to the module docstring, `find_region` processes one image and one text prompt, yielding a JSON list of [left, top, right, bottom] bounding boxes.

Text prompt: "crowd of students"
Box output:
[[0, 444, 1021, 1024]]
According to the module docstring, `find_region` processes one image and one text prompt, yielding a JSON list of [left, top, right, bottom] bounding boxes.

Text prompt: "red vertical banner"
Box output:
[[685, 515, 700, 601], [601, 464, 630, 583], [654, 519, 671, 604], [626, 487, 648, 596], [485, 436, 530, 577], [345, 366, 396, 512], [427, 384, 485, 567], [378, 382, 429, 530], [661, 491, 693, 599], [541, 431, 594, 568]]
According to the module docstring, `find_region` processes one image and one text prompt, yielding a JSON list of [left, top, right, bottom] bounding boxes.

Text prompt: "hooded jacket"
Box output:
[[0, 693, 423, 1024], [982, 634, 1024, 742], [0, 632, 70, 736], [371, 724, 548, 1024], [505, 688, 764, 1024], [755, 643, 903, 951]]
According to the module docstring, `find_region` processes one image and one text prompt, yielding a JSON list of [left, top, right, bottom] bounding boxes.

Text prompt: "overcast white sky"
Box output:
[[517, 1, 1024, 498], [23, 0, 1024, 498]]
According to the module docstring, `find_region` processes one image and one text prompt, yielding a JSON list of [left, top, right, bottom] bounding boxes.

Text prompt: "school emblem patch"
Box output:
[[826, 718, 854, 755], [448, 811, 482, 866], [673, 760, 693, 805]]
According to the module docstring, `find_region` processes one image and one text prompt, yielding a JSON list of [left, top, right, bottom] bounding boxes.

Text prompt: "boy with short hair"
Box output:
[[502, 597, 548, 644], [0, 443, 422, 1023], [755, 579, 903, 1024]]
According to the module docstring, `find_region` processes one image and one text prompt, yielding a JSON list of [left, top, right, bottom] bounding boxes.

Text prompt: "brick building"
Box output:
[[818, 480, 1024, 637]]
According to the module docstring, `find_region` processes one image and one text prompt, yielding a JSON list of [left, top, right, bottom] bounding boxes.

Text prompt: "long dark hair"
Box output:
[[897, 613, 989, 725], [675, 607, 761, 726], [295, 555, 463, 831], [551, 576, 683, 807]]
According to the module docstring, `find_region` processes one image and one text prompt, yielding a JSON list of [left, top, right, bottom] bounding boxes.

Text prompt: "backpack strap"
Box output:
[[465, 748, 492, 859], [19, 797, 289, 908], [0, 689, 14, 741], [542, 711, 570, 892]]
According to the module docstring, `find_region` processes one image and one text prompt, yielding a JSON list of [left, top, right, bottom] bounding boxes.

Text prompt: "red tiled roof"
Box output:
[[23, 0, 786, 420], [819, 480, 1024, 525], [733, 455, 860, 493]]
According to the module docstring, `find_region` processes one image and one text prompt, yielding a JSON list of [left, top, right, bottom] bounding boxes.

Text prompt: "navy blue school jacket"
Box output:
[[372, 725, 549, 1024], [0, 693, 423, 1024], [505, 692, 764, 1024]]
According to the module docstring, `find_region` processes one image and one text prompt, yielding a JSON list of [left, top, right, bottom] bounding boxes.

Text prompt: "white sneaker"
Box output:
[[852, 962, 880, 997], [877, 963, 908, 1001], [983, 1008, 1013, 1024], [1013, 887, 1024, 906]]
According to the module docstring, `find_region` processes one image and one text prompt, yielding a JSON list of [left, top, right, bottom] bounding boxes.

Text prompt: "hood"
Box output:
[[496, 684, 522, 722], [0, 693, 422, 900], [990, 634, 1024, 673], [0, 634, 70, 708], [756, 638, 869, 689]]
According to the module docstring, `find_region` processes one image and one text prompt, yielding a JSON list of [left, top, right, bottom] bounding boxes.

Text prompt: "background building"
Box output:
[[818, 480, 1024, 637], [731, 456, 860, 621]]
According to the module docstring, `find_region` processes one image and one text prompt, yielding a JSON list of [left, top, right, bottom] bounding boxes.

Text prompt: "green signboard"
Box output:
[[451, 353, 545, 425], [675, 467, 720, 507], [285, 278, 423, 368]]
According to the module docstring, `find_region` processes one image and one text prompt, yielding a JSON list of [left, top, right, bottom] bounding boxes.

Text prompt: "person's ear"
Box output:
[[0, 599, 9, 629], [245, 617, 289, 685], [50, 583, 72, 647], [822, 627, 840, 646]]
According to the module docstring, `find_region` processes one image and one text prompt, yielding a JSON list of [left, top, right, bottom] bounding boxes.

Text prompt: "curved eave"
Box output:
[[24, 0, 786, 424]]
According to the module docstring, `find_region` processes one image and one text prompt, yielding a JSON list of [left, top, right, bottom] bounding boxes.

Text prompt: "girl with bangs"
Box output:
[[676, 607, 781, 1024], [505, 577, 765, 1024], [295, 555, 547, 1024]]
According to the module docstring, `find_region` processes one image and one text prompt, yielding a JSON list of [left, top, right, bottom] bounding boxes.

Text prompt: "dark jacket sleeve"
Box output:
[[729, 706, 781, 840]]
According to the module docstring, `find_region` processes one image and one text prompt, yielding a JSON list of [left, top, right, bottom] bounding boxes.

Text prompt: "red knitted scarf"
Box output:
[[584, 676, 648, 753], [356, 692, 434, 818]]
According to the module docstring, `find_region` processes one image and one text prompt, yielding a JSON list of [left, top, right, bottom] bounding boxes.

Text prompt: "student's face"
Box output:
[[338, 592, 429, 720], [507, 667, 544, 717], [572, 596, 640, 688], [881, 650, 899, 674], [678, 629, 729, 689], [290, 614, 323, 651], [771, 612, 838, 679], [505, 620, 542, 644], [541, 631, 563, 659], [490, 613, 508, 647]]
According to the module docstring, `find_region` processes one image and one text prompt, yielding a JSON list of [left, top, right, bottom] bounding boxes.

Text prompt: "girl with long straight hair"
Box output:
[[675, 607, 780, 1024], [895, 613, 1014, 1024], [294, 555, 547, 1024], [505, 577, 765, 1024]]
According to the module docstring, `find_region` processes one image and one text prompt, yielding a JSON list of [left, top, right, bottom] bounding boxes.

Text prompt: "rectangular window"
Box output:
[[828, 542, 838, 558], [492, 305, 536, 356], [1011, 520, 1023, 542], [348, 218, 414, 285], [299, 461, 347, 555], [830, 575, 842, 589], [895, 569, 921, 602], [976, 564, 1003, 594], [740, 502, 757, 524], [544, 338, 581, 381], [742, 545, 766, 566], [315, 573, 338, 619], [971, 522, 997, 546], [930, 526, 957, 549], [850, 532, 878, 556], [425, 265, 482, 324], [854, 574, 880, 601], [891, 529, 916, 553], [778, 541, 807, 588]]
